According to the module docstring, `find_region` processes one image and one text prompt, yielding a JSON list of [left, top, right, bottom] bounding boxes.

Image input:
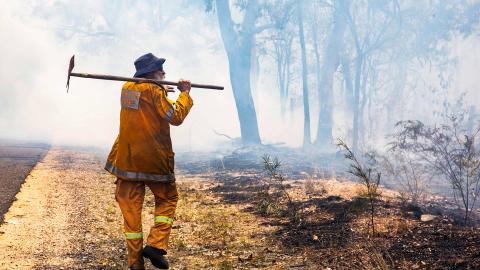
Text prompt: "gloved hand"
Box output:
[[177, 79, 191, 93]]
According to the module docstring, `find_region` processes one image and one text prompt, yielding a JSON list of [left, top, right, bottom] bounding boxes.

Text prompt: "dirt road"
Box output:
[[0, 147, 126, 269], [0, 147, 279, 270], [0, 141, 49, 223]]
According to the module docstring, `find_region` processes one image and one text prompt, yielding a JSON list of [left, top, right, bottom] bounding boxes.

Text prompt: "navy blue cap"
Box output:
[[133, 53, 166, 78]]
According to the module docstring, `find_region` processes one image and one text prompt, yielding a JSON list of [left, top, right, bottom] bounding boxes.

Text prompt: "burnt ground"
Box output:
[[0, 140, 49, 223], [1, 144, 479, 269], [175, 147, 480, 270]]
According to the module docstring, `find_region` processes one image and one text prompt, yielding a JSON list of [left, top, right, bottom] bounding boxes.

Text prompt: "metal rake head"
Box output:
[[66, 55, 75, 93]]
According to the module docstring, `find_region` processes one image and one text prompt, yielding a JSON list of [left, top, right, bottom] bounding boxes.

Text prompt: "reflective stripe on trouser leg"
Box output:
[[155, 215, 174, 225], [115, 179, 146, 268], [146, 181, 179, 252], [125, 232, 144, 239]]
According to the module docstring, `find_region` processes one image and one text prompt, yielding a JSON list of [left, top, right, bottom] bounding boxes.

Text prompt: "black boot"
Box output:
[[142, 245, 169, 269]]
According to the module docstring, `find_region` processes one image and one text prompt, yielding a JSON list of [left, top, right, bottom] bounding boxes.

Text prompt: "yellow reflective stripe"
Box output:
[[155, 215, 174, 225], [165, 106, 174, 121], [125, 232, 143, 239]]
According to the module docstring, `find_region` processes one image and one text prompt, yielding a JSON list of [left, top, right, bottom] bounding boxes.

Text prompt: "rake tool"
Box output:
[[66, 55, 224, 93]]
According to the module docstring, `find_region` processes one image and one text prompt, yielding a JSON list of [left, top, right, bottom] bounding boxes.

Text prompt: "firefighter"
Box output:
[[105, 53, 193, 269]]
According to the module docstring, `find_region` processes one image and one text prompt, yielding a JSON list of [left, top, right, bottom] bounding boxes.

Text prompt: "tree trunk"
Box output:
[[386, 61, 407, 129], [276, 47, 287, 117], [352, 54, 363, 152], [215, 0, 261, 145], [315, 0, 349, 149], [275, 36, 292, 119], [341, 55, 355, 112], [251, 46, 261, 103], [312, 17, 322, 119], [228, 52, 262, 144], [298, 0, 311, 146]]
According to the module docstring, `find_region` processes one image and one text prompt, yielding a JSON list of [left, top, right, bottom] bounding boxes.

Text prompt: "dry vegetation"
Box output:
[[176, 147, 480, 270], [0, 146, 479, 269]]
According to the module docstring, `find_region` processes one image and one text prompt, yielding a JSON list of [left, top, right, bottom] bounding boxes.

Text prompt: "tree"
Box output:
[[212, 0, 270, 145], [341, 0, 479, 151], [297, 0, 311, 146], [314, 0, 350, 150], [344, 0, 401, 151], [268, 1, 295, 118]]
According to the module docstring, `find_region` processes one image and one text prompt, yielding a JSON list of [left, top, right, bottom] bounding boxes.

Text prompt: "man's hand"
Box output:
[[177, 79, 191, 93]]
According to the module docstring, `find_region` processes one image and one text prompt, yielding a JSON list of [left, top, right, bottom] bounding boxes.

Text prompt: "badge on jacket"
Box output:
[[121, 89, 141, 110]]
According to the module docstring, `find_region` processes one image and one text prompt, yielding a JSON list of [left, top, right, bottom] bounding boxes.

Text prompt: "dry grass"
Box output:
[[167, 179, 278, 269], [2, 147, 480, 269]]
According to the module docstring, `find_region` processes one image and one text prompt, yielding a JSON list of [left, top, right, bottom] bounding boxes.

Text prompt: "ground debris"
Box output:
[[1, 147, 480, 269], [420, 214, 437, 222]]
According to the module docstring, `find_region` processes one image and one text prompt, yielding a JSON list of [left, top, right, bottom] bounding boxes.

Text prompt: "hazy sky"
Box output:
[[0, 1, 236, 151], [1, 1, 479, 151]]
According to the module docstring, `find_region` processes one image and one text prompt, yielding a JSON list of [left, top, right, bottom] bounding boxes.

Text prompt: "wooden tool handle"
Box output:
[[70, 73, 224, 90]]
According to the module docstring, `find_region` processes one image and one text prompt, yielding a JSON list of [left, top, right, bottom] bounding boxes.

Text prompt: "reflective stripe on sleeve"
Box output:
[[164, 106, 174, 121], [155, 215, 174, 225], [125, 232, 143, 239]]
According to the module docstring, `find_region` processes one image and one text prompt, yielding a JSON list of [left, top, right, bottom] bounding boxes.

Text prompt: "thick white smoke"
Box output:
[[0, 1, 479, 152]]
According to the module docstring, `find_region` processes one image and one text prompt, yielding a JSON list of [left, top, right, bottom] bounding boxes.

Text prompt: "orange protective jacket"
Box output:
[[105, 82, 193, 182]]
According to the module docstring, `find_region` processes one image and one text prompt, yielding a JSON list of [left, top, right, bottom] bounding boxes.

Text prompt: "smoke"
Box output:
[[1, 1, 479, 153], [0, 1, 237, 151]]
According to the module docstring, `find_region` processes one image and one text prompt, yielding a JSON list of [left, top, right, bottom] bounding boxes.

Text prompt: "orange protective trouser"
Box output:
[[115, 178, 178, 269]]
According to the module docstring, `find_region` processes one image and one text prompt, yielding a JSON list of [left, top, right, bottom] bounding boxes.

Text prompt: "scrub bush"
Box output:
[[390, 116, 480, 224], [337, 139, 381, 235]]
